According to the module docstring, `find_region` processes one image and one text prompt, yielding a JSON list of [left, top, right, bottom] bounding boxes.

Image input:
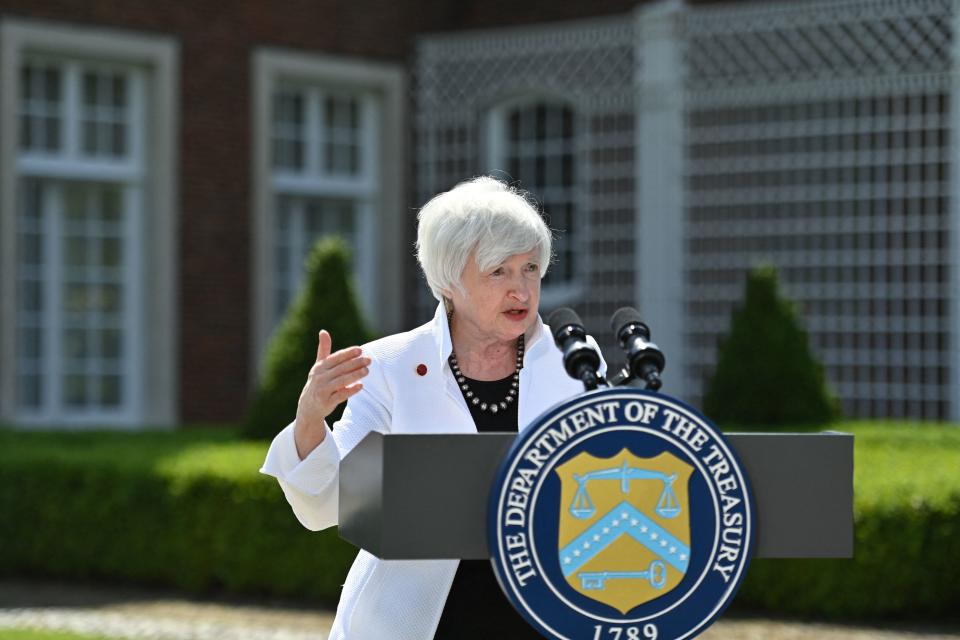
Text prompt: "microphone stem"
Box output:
[[576, 365, 599, 391], [607, 368, 631, 387]]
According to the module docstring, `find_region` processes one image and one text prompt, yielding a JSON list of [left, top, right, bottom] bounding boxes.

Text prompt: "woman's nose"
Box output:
[[510, 279, 530, 301]]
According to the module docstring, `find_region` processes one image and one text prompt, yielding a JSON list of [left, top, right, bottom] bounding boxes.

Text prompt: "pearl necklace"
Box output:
[[448, 334, 524, 414]]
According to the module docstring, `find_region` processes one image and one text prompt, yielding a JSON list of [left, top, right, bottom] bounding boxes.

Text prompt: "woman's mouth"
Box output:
[[504, 309, 528, 321]]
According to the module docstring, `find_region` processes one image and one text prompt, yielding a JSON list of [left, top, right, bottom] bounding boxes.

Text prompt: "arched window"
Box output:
[[488, 99, 580, 301]]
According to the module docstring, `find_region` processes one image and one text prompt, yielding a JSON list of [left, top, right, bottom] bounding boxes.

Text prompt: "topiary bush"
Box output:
[[0, 428, 358, 604], [3, 423, 959, 618], [702, 265, 839, 429], [242, 237, 374, 440]]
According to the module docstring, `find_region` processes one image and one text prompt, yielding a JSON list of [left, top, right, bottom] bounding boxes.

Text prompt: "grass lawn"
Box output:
[[842, 420, 960, 509], [0, 630, 118, 640]]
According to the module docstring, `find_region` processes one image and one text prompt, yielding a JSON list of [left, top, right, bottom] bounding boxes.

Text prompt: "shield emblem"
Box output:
[[555, 448, 693, 613]]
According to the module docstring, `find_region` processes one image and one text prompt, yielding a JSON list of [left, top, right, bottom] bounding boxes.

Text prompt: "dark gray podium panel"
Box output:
[[339, 432, 853, 561]]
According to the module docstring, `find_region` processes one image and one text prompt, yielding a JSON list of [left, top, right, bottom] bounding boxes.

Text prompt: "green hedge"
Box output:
[[733, 422, 960, 619], [0, 428, 356, 605], [1, 423, 958, 619]]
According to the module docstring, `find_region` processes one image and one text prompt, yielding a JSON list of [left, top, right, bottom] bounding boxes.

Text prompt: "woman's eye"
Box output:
[[491, 268, 504, 277], [525, 263, 539, 273]]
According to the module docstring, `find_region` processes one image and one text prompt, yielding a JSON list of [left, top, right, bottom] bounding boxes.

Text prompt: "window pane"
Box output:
[[101, 328, 122, 359], [101, 187, 122, 222], [64, 375, 87, 406], [59, 184, 129, 413], [20, 63, 62, 152], [501, 102, 577, 287], [19, 280, 43, 313], [111, 74, 127, 108], [64, 184, 87, 219], [21, 234, 43, 265], [64, 237, 88, 267], [16, 178, 48, 412], [22, 179, 43, 220], [99, 375, 122, 406], [102, 237, 122, 267], [44, 117, 60, 151], [562, 154, 573, 185], [17, 375, 42, 409], [64, 328, 89, 359], [83, 73, 99, 107], [63, 283, 90, 312], [324, 95, 362, 176], [17, 177, 134, 417], [82, 121, 98, 155], [80, 70, 129, 159], [327, 143, 358, 175], [101, 284, 122, 313], [18, 327, 42, 360], [272, 89, 305, 170], [20, 66, 32, 100], [44, 68, 60, 101], [508, 111, 520, 141], [20, 113, 33, 149], [273, 196, 359, 325], [112, 122, 127, 156]]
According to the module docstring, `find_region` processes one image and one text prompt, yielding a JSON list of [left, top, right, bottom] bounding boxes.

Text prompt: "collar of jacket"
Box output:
[[428, 302, 552, 426], [429, 302, 550, 374]]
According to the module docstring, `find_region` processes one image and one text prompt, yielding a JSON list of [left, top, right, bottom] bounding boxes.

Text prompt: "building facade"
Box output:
[[1, 0, 957, 428]]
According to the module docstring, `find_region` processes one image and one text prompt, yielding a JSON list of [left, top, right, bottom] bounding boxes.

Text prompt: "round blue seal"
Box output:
[[488, 388, 755, 640]]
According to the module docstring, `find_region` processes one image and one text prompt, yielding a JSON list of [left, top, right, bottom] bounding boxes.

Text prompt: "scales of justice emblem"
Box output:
[[554, 449, 694, 614]]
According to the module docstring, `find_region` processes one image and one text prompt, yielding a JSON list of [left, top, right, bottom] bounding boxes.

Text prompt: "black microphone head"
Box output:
[[547, 307, 584, 339], [610, 307, 643, 334]]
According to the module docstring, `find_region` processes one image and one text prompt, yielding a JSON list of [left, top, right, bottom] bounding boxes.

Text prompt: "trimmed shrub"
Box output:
[[0, 428, 357, 604], [733, 423, 960, 619], [703, 265, 839, 429], [733, 495, 960, 619], [243, 237, 374, 439], [2, 423, 959, 619]]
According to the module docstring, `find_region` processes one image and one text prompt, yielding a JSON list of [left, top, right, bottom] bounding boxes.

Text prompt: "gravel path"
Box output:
[[1, 580, 958, 640]]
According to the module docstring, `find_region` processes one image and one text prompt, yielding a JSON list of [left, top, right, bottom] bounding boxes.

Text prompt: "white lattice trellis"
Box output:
[[414, 0, 959, 420], [414, 17, 637, 357], [683, 0, 956, 419]]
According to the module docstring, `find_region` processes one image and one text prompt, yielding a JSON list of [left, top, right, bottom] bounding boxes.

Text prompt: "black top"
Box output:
[[432, 374, 540, 639]]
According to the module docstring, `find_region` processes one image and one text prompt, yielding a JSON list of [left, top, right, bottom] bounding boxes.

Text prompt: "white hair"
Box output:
[[416, 176, 553, 302]]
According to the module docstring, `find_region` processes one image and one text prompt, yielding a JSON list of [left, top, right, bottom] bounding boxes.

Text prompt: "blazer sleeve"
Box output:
[[259, 353, 392, 532]]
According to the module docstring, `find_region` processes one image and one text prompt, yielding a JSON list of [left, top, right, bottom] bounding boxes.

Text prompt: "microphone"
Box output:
[[610, 307, 665, 391], [547, 307, 603, 391]]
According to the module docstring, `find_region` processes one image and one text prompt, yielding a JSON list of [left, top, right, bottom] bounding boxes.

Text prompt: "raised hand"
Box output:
[[293, 329, 370, 458]]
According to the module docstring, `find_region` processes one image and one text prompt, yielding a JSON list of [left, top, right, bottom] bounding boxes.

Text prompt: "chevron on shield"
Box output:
[[555, 448, 694, 614]]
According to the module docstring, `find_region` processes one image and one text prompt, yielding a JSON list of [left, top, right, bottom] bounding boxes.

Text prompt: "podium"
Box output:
[[338, 431, 853, 560]]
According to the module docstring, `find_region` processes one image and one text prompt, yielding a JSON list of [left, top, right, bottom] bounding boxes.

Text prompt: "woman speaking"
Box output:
[[260, 176, 602, 639]]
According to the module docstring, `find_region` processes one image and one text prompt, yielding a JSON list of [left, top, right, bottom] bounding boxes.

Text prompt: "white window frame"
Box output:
[[251, 49, 405, 380], [269, 83, 379, 327], [484, 95, 585, 309], [0, 19, 179, 429]]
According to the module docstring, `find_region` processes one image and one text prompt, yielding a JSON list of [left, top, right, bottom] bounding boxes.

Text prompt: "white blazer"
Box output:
[[260, 304, 604, 640]]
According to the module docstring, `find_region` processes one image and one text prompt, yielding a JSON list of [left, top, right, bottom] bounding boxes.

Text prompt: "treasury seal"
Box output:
[[487, 387, 754, 640]]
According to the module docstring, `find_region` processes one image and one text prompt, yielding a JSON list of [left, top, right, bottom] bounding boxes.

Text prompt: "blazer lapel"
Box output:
[[430, 303, 476, 429]]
